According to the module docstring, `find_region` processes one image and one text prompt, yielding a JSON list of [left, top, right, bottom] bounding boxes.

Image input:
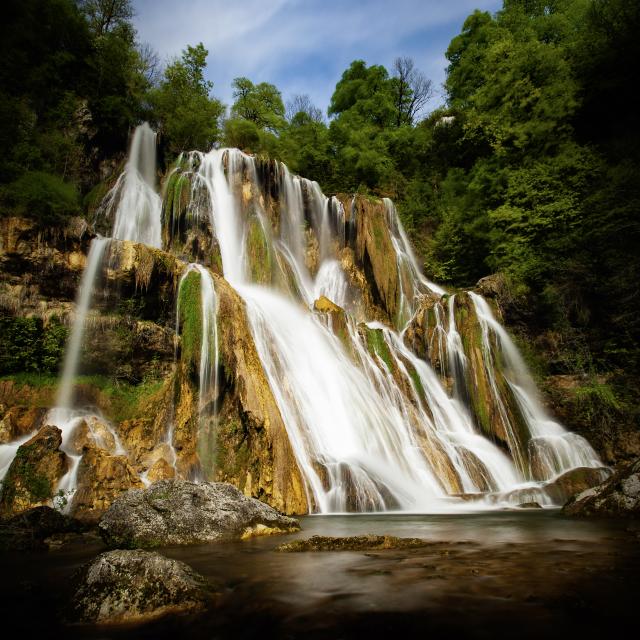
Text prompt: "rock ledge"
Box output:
[[99, 480, 300, 548]]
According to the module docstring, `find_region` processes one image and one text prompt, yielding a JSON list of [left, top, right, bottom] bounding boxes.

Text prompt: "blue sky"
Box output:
[[132, 0, 502, 116]]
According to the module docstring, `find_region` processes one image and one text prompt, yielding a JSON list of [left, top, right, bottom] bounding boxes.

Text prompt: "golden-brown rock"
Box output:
[[70, 447, 143, 523], [0, 425, 68, 517]]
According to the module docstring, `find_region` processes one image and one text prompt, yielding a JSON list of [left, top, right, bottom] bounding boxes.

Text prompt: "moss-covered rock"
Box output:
[[98, 480, 300, 548], [69, 550, 213, 624], [276, 534, 430, 552], [0, 425, 68, 517]]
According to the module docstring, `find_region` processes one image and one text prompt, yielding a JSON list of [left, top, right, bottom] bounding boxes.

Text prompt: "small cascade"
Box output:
[[468, 293, 602, 480], [56, 237, 110, 410], [177, 263, 219, 478], [99, 122, 162, 247], [382, 198, 445, 328], [445, 295, 472, 411]]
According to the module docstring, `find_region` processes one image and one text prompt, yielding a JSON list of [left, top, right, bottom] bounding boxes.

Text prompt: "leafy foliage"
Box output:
[[150, 43, 224, 156], [0, 316, 68, 374]]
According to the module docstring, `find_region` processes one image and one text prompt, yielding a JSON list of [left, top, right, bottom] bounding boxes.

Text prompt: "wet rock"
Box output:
[[146, 457, 175, 482], [0, 406, 47, 444], [517, 502, 543, 509], [276, 534, 430, 552], [98, 480, 300, 549], [563, 458, 640, 518], [69, 416, 117, 455], [69, 550, 212, 624], [0, 425, 68, 517], [0, 505, 84, 551], [543, 466, 611, 504], [313, 296, 349, 345], [71, 447, 144, 524]]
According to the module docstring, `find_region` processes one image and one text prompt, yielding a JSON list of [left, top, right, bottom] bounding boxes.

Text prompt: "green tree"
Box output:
[[230, 77, 286, 132], [150, 43, 224, 155]]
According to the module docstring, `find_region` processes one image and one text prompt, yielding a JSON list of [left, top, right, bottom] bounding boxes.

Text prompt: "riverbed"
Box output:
[[1, 510, 638, 639]]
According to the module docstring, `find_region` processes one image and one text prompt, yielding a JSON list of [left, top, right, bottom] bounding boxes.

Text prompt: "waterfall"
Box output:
[[0, 123, 162, 500], [177, 147, 587, 511], [177, 263, 219, 478], [468, 292, 602, 479], [100, 122, 162, 248], [1, 138, 605, 514]]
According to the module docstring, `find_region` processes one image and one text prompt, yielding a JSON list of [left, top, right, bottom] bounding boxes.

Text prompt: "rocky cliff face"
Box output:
[[0, 211, 309, 518], [0, 153, 623, 520]]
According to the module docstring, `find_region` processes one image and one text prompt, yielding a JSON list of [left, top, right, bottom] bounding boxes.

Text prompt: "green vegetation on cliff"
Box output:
[[0, 0, 637, 452]]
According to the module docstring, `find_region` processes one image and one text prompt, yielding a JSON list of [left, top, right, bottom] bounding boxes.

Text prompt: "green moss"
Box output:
[[407, 364, 425, 399], [246, 215, 273, 284], [365, 327, 393, 371], [178, 270, 203, 370], [83, 180, 111, 213], [2, 450, 53, 507], [573, 378, 624, 428]]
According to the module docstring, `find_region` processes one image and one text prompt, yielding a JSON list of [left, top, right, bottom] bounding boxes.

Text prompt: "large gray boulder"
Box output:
[[98, 480, 300, 548], [563, 458, 640, 517], [69, 550, 211, 623]]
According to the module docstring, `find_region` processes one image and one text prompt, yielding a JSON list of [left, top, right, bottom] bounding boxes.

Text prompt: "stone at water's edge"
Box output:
[[277, 534, 431, 552], [69, 550, 213, 624], [563, 458, 640, 518], [0, 505, 85, 551], [98, 480, 300, 549], [542, 466, 611, 504]]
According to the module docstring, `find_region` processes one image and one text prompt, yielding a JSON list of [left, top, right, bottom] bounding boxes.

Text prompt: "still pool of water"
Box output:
[[1, 511, 638, 639]]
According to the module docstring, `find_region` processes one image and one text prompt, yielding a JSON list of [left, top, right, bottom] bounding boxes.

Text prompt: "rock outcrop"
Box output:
[[0, 425, 68, 517], [69, 550, 212, 623], [0, 406, 47, 444], [542, 466, 610, 504], [98, 480, 300, 549], [70, 446, 144, 523], [563, 458, 640, 517]]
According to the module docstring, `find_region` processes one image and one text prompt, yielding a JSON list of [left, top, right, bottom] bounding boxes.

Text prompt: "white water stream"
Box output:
[[0, 133, 605, 514]]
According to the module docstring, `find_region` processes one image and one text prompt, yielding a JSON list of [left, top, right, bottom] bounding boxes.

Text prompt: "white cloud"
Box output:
[[132, 0, 501, 112]]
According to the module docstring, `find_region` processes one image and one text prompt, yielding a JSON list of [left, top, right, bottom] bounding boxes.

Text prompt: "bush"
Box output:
[[0, 316, 68, 374], [1, 171, 80, 223]]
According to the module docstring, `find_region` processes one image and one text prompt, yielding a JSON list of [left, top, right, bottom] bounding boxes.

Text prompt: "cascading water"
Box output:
[[99, 122, 162, 248], [177, 263, 219, 478], [0, 133, 606, 515], [0, 123, 163, 502], [468, 292, 602, 479], [170, 147, 603, 512]]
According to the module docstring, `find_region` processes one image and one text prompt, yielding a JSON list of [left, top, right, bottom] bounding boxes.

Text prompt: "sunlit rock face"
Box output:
[[0, 125, 606, 519]]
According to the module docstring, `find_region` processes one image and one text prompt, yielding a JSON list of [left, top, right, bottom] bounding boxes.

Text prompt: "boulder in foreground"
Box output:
[[99, 480, 300, 548], [563, 458, 640, 517], [69, 550, 211, 623]]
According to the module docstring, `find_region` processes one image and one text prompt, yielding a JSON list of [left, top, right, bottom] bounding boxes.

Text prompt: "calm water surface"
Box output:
[[1, 510, 638, 639]]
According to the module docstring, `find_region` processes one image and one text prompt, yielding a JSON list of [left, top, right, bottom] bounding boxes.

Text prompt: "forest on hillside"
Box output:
[[1, 0, 638, 440]]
